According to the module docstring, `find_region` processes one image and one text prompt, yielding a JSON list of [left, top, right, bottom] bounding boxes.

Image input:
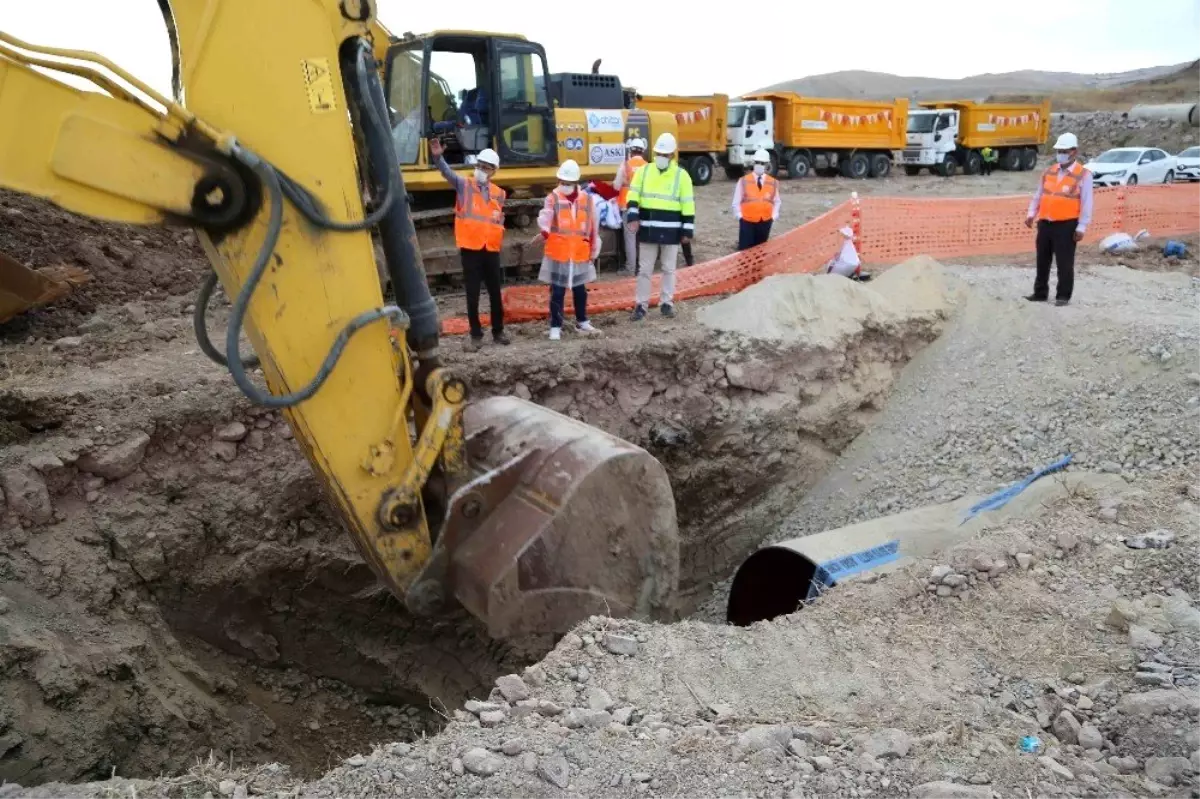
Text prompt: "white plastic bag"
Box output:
[[1099, 229, 1150, 254]]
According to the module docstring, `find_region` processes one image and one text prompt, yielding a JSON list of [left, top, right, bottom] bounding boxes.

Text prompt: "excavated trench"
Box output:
[[0, 187, 959, 785]]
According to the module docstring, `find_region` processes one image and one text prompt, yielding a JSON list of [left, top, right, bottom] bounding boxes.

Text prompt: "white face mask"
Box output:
[[474, 168, 490, 184], [1055, 153, 1072, 165], [654, 156, 670, 170], [752, 164, 766, 176]]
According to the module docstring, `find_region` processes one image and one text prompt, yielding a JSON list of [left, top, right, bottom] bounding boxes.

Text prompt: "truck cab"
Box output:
[[900, 108, 959, 173], [724, 100, 774, 176]]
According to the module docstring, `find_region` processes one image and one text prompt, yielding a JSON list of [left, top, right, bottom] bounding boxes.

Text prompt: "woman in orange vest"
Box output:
[[536, 160, 602, 341], [612, 138, 647, 274], [732, 149, 781, 251], [430, 138, 509, 350]]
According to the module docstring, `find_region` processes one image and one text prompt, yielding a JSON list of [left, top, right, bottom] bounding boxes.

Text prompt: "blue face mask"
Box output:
[[1056, 153, 1072, 165]]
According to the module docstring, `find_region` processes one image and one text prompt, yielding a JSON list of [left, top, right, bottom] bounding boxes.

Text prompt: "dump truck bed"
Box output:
[[634, 94, 728, 153], [745, 92, 909, 150], [920, 100, 1051, 149]]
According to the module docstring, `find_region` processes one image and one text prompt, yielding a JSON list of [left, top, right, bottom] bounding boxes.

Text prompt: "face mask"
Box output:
[[1055, 153, 1072, 165], [654, 156, 670, 170], [752, 164, 766, 176], [474, 168, 489, 184], [558, 183, 578, 196]]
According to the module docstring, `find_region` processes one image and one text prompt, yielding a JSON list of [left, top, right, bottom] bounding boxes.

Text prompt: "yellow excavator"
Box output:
[[0, 0, 680, 639]]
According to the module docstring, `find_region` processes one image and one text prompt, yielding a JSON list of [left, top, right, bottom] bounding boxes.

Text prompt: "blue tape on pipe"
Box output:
[[959, 454, 1074, 525], [808, 539, 902, 599]]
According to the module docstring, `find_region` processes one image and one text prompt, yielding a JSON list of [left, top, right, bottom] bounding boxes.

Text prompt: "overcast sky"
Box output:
[[4, 0, 1198, 97]]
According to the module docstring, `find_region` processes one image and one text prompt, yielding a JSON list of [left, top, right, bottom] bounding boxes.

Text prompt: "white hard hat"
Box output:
[[752, 148, 771, 164], [839, 226, 855, 239], [628, 137, 647, 151], [556, 159, 581, 182], [477, 148, 500, 167], [653, 132, 677, 155], [1052, 132, 1078, 150]]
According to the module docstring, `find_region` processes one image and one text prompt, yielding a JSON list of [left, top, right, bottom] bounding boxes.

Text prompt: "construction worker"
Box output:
[[625, 132, 696, 320], [1024, 132, 1093, 307], [980, 146, 998, 176], [732, 149, 781, 250], [429, 138, 509, 349], [612, 137, 647, 274], [536, 160, 601, 341]]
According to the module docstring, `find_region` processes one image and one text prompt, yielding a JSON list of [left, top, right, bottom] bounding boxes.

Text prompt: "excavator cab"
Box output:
[[384, 31, 558, 170]]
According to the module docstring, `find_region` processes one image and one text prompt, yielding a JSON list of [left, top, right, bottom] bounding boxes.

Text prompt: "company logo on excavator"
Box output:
[[586, 110, 623, 132]]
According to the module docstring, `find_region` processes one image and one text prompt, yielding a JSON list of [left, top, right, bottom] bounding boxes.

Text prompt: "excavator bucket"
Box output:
[[0, 250, 88, 323], [409, 395, 680, 639]]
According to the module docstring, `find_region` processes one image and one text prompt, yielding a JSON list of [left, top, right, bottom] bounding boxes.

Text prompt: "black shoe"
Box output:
[[1055, 299, 1070, 307], [630, 305, 647, 322], [493, 332, 512, 345], [661, 304, 676, 318], [1025, 294, 1048, 302]]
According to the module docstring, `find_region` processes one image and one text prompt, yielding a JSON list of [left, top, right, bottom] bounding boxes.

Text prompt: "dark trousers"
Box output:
[[981, 161, 994, 176], [1034, 219, 1078, 301], [549, 284, 588, 328], [682, 239, 695, 266], [461, 248, 503, 339], [737, 219, 773, 251]]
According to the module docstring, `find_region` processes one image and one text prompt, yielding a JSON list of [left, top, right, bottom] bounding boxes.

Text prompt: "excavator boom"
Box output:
[[0, 0, 679, 637]]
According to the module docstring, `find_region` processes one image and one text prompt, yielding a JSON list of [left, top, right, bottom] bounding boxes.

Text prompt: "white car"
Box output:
[[1084, 147, 1177, 186], [1176, 146, 1200, 182]]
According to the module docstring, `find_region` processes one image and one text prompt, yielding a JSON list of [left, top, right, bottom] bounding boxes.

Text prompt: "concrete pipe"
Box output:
[[1129, 103, 1199, 127], [726, 471, 1126, 626]]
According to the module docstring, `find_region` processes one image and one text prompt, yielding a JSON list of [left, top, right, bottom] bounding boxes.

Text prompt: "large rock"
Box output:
[[1, 467, 52, 523], [1118, 688, 1198, 716], [1144, 756, 1190, 785], [1052, 710, 1081, 745], [461, 747, 503, 777], [863, 728, 912, 759], [737, 724, 792, 753], [76, 432, 151, 480]]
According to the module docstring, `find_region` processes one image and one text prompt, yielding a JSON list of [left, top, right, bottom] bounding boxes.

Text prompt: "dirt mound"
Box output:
[[1050, 112, 1198, 158]]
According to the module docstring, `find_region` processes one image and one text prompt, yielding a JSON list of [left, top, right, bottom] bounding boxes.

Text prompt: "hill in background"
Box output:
[[748, 59, 1199, 104]]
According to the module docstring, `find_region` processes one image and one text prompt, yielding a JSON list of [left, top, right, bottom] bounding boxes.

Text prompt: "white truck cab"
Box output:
[[899, 108, 959, 174], [724, 100, 773, 176]]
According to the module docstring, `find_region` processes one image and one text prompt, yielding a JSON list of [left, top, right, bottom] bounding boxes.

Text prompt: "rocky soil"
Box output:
[[1051, 113, 1199, 160]]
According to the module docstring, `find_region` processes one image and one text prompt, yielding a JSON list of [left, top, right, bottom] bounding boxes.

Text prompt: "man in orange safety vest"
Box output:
[[430, 137, 509, 350], [732, 149, 781, 251], [1024, 132, 1093, 306]]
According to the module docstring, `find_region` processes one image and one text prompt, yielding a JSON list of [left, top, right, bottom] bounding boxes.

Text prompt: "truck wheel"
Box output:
[[1001, 149, 1021, 171], [1021, 148, 1038, 171], [724, 165, 745, 180], [786, 151, 811, 179], [936, 155, 957, 177], [841, 153, 870, 179], [964, 151, 983, 175], [868, 153, 891, 178], [688, 155, 714, 186], [903, 165, 922, 176]]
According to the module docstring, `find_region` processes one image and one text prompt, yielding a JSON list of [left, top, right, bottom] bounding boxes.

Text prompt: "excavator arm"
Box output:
[[0, 0, 679, 638]]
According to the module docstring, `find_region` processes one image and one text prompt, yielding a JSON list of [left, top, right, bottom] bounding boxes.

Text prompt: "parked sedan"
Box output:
[[1084, 147, 1177, 186], [1176, 146, 1200, 182]]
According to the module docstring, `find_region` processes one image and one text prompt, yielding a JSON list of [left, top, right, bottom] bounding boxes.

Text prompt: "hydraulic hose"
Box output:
[[193, 270, 259, 369]]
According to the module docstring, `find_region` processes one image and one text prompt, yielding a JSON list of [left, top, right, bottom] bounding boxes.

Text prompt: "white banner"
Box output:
[[585, 110, 624, 133], [588, 142, 626, 166]]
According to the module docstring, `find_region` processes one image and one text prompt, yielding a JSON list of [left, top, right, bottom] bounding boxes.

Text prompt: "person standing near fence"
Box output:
[[1024, 132, 1092, 307], [981, 146, 998, 176], [732, 149, 781, 250], [625, 132, 696, 321], [429, 138, 510, 349], [613, 137, 647, 275], [536, 160, 601, 341]]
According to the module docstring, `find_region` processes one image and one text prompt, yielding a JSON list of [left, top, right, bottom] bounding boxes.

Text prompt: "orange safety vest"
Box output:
[[454, 181, 506, 252], [618, 156, 647, 210], [544, 193, 593, 264], [740, 173, 778, 223], [1037, 161, 1085, 222]]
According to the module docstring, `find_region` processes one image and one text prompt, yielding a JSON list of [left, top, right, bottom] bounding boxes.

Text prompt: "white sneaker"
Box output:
[[549, 327, 562, 341], [576, 321, 600, 335]]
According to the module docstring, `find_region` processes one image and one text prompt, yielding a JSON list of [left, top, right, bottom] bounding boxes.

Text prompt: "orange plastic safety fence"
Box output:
[[440, 184, 1200, 334], [441, 201, 854, 334]]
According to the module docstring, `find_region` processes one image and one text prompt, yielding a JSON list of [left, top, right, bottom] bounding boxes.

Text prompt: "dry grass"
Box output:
[[989, 60, 1200, 112]]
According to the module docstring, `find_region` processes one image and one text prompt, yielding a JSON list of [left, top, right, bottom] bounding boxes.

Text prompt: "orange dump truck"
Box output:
[[723, 92, 910, 179], [898, 100, 1051, 176], [632, 93, 728, 185]]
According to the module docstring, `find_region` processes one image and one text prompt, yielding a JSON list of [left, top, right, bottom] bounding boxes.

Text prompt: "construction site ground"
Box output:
[[1, 161, 1198, 799]]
